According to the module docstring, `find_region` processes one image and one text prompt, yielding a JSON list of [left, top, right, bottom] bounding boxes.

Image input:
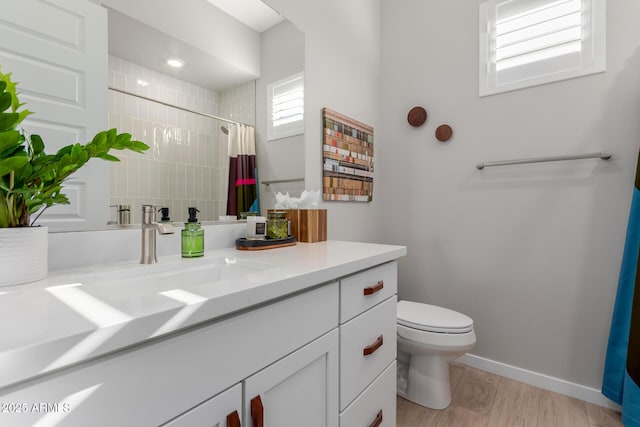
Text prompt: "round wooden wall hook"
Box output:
[[435, 124, 453, 142], [407, 106, 427, 127]]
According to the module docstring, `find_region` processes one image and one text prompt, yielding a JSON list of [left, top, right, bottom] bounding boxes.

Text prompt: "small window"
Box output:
[[479, 0, 606, 97], [267, 72, 304, 141]]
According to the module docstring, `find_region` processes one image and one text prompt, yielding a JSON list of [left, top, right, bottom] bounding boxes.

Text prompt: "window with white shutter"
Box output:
[[479, 0, 606, 97], [267, 72, 304, 141]]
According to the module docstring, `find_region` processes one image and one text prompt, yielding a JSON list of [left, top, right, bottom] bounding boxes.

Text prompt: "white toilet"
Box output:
[[396, 300, 476, 410]]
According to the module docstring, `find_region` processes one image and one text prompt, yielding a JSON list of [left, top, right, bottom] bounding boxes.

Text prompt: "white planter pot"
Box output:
[[0, 226, 48, 287]]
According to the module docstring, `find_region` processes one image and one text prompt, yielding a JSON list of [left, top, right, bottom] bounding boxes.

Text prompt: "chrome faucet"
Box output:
[[107, 204, 131, 225], [140, 205, 174, 264]]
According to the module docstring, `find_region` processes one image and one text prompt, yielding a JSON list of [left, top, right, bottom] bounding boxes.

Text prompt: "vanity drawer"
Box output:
[[339, 296, 397, 410], [340, 262, 397, 323], [0, 283, 339, 427], [340, 361, 396, 427]]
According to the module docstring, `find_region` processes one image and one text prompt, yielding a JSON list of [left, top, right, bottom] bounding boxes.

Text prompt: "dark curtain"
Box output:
[[226, 154, 258, 216], [226, 124, 259, 216]]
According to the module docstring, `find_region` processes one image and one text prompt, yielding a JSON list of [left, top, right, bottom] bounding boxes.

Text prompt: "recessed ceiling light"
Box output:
[[167, 58, 185, 68]]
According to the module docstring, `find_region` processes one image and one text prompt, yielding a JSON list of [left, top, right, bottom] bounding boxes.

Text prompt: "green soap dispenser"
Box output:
[[182, 207, 204, 258]]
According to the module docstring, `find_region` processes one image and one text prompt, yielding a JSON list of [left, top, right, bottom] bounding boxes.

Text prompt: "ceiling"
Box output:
[[206, 0, 284, 33]]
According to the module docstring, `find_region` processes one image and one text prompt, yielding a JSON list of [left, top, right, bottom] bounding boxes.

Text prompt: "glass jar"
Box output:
[[240, 211, 258, 220], [267, 211, 289, 239]]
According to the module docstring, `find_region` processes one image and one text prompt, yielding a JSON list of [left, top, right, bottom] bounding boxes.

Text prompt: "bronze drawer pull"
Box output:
[[363, 335, 384, 356], [368, 410, 383, 427], [363, 281, 384, 296], [227, 410, 241, 427], [251, 395, 263, 427]]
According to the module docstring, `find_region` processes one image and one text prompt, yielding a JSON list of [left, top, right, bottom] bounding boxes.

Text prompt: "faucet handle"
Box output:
[[141, 204, 162, 224], [142, 205, 169, 213]]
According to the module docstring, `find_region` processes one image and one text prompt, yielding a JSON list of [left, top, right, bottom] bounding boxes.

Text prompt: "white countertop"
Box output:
[[0, 240, 405, 390]]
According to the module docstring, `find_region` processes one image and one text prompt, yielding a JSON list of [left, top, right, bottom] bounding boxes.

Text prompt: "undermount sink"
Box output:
[[47, 256, 275, 301]]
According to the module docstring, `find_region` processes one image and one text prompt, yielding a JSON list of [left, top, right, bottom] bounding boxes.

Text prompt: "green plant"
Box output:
[[0, 67, 149, 227]]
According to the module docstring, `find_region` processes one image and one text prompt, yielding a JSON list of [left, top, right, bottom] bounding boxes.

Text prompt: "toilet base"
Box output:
[[401, 352, 453, 410]]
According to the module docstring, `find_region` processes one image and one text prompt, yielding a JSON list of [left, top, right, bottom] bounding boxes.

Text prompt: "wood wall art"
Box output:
[[322, 108, 374, 202]]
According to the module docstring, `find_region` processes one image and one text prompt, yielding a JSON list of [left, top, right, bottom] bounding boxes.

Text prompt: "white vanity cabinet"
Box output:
[[168, 329, 339, 427], [0, 245, 403, 427], [339, 262, 398, 427], [0, 283, 339, 427]]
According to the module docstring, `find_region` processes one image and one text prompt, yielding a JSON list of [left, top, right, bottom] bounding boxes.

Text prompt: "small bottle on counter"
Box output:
[[182, 207, 204, 258], [246, 215, 267, 240]]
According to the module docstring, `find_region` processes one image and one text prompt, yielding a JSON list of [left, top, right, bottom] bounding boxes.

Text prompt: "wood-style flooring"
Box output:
[[397, 364, 623, 427]]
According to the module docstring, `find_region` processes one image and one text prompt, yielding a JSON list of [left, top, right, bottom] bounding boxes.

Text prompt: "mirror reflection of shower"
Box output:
[[107, 66, 255, 223]]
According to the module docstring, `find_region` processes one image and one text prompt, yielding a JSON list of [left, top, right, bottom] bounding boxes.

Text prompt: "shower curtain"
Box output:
[[226, 124, 259, 216], [603, 154, 640, 427]]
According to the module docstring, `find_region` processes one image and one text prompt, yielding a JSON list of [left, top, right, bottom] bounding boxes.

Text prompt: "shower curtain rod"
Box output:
[[476, 152, 612, 170], [108, 87, 253, 128]]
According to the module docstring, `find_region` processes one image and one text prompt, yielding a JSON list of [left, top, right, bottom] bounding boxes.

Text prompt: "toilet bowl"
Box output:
[[397, 300, 476, 410]]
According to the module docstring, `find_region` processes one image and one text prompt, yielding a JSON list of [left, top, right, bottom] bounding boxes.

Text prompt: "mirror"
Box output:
[[2, 0, 305, 230], [99, 0, 305, 225], [2, 0, 301, 229]]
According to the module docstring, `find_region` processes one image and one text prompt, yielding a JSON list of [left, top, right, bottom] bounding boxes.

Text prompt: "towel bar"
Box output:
[[261, 178, 305, 186], [476, 152, 612, 170]]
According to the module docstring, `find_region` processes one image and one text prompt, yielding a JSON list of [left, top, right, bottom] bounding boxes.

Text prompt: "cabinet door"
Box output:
[[163, 383, 242, 427], [244, 329, 339, 427]]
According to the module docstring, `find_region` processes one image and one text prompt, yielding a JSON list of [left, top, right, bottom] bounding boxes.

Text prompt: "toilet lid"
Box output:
[[397, 300, 474, 333]]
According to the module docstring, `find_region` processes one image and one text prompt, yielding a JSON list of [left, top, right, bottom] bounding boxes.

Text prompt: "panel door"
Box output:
[[244, 329, 339, 427], [0, 0, 109, 227]]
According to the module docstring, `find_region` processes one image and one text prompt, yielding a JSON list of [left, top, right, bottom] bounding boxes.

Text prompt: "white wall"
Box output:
[[262, 0, 383, 241], [255, 20, 305, 211], [380, 0, 640, 391]]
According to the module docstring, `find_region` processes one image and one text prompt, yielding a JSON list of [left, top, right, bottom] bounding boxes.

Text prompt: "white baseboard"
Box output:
[[457, 354, 622, 411]]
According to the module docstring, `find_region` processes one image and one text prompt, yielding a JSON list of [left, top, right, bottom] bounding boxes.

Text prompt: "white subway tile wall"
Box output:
[[107, 56, 255, 223]]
